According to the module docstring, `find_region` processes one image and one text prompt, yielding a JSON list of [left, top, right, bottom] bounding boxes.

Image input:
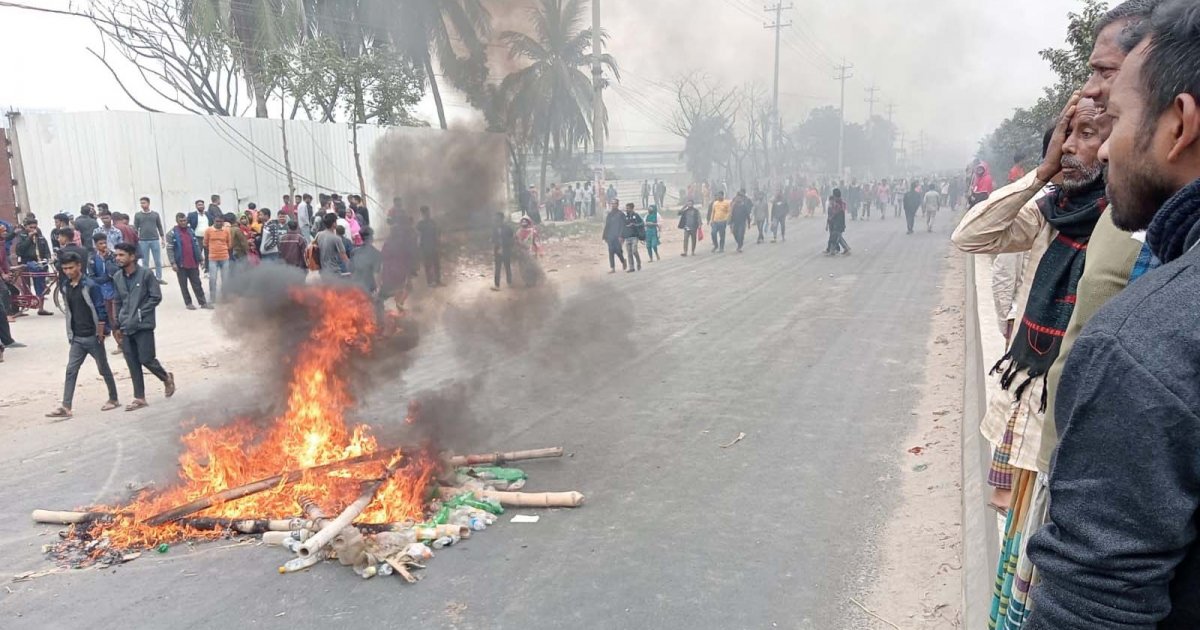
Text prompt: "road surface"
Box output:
[[0, 213, 953, 629]]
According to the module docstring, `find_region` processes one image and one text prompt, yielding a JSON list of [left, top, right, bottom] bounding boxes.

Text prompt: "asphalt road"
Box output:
[[0, 211, 951, 630]]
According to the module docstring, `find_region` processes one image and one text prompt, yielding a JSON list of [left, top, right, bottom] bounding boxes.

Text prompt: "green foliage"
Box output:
[[496, 0, 619, 191], [978, 0, 1108, 171]]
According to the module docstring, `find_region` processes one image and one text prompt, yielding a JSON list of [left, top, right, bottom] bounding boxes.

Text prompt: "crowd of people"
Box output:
[[951, 0, 1200, 627], [0, 190, 451, 416]]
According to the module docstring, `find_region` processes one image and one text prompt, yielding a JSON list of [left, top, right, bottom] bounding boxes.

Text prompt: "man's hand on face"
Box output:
[[1037, 91, 1082, 183]]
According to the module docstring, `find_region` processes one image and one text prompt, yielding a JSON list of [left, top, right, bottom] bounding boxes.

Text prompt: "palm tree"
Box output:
[[498, 0, 618, 194], [187, 0, 306, 117], [390, 0, 492, 129]]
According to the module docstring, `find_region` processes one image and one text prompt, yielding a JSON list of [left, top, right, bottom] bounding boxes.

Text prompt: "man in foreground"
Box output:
[[1026, 3, 1200, 626], [45, 252, 120, 419], [112, 242, 175, 412]]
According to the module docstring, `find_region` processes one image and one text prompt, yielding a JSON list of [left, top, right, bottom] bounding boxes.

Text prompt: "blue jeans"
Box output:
[[208, 259, 229, 303], [139, 240, 164, 280], [24, 261, 46, 298]]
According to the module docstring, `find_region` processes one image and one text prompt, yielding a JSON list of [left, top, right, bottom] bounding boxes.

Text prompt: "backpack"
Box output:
[[304, 240, 321, 271]]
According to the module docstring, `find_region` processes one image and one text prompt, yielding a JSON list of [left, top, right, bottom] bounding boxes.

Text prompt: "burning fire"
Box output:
[[88, 285, 435, 550]]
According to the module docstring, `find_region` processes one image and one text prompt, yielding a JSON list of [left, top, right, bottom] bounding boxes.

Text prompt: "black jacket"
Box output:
[[903, 191, 923, 214], [1026, 179, 1200, 629], [113, 265, 162, 334], [678, 206, 701, 231], [622, 211, 645, 240], [14, 231, 50, 263]]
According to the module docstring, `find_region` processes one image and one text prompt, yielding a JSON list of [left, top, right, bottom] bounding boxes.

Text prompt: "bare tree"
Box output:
[[667, 73, 739, 184], [87, 0, 245, 116]]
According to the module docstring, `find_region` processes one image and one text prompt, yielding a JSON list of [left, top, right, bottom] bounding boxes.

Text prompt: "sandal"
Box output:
[[125, 400, 149, 412], [45, 407, 72, 419], [101, 401, 120, 412]]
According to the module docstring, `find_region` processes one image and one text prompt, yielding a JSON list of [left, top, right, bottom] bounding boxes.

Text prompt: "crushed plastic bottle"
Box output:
[[469, 516, 487, 531], [431, 536, 453, 549], [403, 543, 433, 561], [279, 553, 323, 574], [378, 562, 395, 577]]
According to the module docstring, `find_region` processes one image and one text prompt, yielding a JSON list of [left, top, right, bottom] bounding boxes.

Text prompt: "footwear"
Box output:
[[101, 401, 120, 411], [45, 407, 72, 419], [164, 372, 176, 398], [186, 304, 197, 311], [110, 347, 123, 355], [490, 286, 501, 291], [681, 253, 687, 257], [158, 280, 168, 285], [626, 268, 635, 273], [5, 341, 25, 348], [608, 269, 616, 274], [125, 399, 149, 412], [202, 304, 215, 310], [37, 310, 53, 316]]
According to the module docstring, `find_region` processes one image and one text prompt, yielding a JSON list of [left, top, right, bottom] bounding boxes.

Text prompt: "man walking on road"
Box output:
[[603, 201, 628, 273], [922, 183, 942, 232], [730, 189, 753, 252], [678, 200, 701, 256], [641, 180, 651, 209], [112, 243, 174, 412], [623, 203, 644, 272], [826, 189, 850, 255], [903, 182, 923, 234], [134, 197, 167, 285], [708, 191, 732, 253], [166, 213, 209, 310], [45, 252, 120, 419]]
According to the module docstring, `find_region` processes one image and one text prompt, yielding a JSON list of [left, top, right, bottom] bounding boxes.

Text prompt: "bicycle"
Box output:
[[7, 261, 62, 315]]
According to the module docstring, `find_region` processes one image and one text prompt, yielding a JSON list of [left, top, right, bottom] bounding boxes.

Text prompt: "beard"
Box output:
[[1059, 156, 1107, 196], [1107, 152, 1175, 232]]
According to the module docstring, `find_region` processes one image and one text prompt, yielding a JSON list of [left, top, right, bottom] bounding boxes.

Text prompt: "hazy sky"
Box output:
[[1, 0, 1083, 166]]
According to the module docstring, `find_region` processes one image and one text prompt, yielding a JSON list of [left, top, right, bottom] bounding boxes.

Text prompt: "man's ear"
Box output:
[[1166, 93, 1200, 163]]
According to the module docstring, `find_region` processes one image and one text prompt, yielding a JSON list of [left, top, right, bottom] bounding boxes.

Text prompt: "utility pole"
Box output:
[[764, 2, 792, 182], [864, 84, 880, 124], [885, 101, 897, 175], [833, 58, 854, 178], [885, 101, 896, 127], [591, 0, 604, 210]]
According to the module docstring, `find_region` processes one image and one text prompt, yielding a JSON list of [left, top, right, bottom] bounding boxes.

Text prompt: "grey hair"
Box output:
[[1094, 0, 1162, 37]]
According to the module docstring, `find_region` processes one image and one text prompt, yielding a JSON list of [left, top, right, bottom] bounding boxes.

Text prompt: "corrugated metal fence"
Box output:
[[8, 111, 505, 224]]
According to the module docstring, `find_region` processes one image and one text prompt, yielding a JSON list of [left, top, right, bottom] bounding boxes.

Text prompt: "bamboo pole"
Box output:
[[297, 454, 407, 558], [435, 487, 585, 508], [447, 447, 563, 467], [143, 452, 387, 526], [31, 510, 301, 534]]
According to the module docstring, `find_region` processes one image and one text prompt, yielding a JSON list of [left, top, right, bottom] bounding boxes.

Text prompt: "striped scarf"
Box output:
[[993, 182, 1107, 410]]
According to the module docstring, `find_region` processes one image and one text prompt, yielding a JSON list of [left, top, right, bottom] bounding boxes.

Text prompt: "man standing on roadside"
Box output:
[[203, 214, 232, 303], [134, 197, 167, 285], [0, 223, 24, 359], [258, 208, 285, 263], [74, 205, 98, 255], [490, 212, 515, 291], [206, 194, 223, 227], [315, 213, 349, 280], [166, 213, 209, 310], [279, 220, 308, 269], [44, 252, 120, 419], [603, 201, 627, 273], [112, 243, 174, 412], [1026, 3, 1200, 626], [113, 213, 138, 252], [730, 189, 753, 252], [94, 206, 122, 248], [15, 218, 53, 316], [416, 206, 442, 287]]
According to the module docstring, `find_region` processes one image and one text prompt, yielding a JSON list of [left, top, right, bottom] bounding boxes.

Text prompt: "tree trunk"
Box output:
[[352, 83, 368, 200], [539, 132, 550, 199], [280, 98, 296, 198], [424, 52, 448, 130], [254, 80, 270, 118]]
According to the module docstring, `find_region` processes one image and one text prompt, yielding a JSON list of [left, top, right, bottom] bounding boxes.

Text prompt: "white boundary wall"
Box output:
[[9, 110, 500, 226]]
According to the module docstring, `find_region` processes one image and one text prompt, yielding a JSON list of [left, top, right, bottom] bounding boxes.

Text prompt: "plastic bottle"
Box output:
[[403, 543, 433, 561], [378, 563, 395, 577], [469, 516, 487, 531], [431, 536, 454, 549]]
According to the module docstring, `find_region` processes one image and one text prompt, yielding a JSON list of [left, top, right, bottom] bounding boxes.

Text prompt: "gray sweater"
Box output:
[[1026, 233, 1200, 628], [133, 210, 164, 241]]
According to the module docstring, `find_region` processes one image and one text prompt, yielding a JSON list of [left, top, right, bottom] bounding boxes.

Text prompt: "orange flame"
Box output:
[[86, 285, 435, 551]]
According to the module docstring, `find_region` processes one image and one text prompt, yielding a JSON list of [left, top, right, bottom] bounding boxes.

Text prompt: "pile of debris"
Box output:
[[32, 447, 584, 582]]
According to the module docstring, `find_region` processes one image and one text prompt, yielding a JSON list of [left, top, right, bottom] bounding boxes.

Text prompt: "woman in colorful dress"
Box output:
[[643, 205, 661, 262]]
